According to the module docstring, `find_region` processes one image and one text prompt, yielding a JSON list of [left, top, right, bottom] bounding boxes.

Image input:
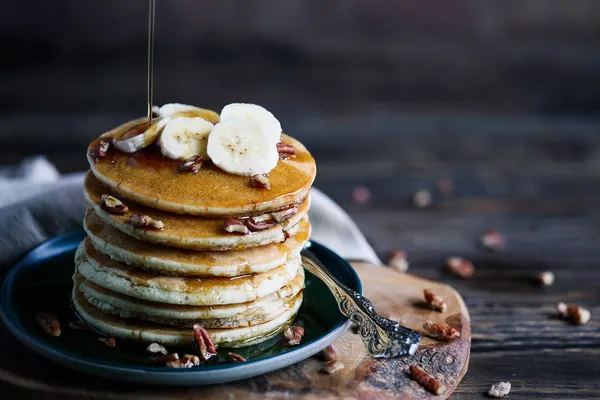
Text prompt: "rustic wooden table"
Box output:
[[1, 111, 600, 398]]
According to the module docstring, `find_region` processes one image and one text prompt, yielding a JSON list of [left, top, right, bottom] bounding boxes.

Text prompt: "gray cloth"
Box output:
[[0, 157, 379, 273]]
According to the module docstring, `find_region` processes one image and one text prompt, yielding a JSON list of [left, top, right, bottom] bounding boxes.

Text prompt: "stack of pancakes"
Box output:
[[72, 114, 316, 348]]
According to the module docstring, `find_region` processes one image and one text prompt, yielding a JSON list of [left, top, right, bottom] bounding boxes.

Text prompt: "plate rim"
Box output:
[[0, 230, 361, 385]]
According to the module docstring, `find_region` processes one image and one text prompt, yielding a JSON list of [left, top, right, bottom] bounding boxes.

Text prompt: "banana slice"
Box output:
[[159, 103, 219, 122], [220, 103, 281, 143], [207, 117, 278, 176], [158, 117, 215, 160], [112, 118, 169, 153]]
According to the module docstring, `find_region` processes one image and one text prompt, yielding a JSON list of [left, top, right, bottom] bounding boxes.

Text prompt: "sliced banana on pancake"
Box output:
[[112, 118, 169, 153], [207, 117, 279, 176], [159, 116, 214, 160], [158, 103, 220, 121], [220, 103, 282, 143]]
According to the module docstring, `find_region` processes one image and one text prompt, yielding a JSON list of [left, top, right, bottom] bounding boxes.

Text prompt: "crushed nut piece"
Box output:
[[283, 325, 305, 346], [556, 302, 568, 318], [567, 305, 591, 325], [92, 140, 110, 160], [424, 289, 447, 313], [35, 312, 61, 337], [193, 324, 217, 362], [179, 155, 203, 173], [409, 365, 445, 395], [223, 218, 250, 235], [480, 229, 504, 252], [423, 320, 460, 341], [488, 381, 511, 398], [181, 354, 201, 366], [249, 174, 271, 190], [166, 359, 195, 368], [245, 217, 277, 232], [388, 250, 409, 272], [323, 360, 345, 374], [68, 320, 90, 330], [99, 337, 116, 348], [352, 186, 371, 204], [101, 194, 129, 215], [271, 207, 297, 223], [437, 179, 455, 196], [277, 142, 296, 159], [146, 342, 168, 355], [320, 345, 337, 361], [412, 189, 432, 208], [130, 213, 164, 230], [535, 271, 555, 286], [228, 352, 247, 362], [446, 257, 474, 278], [152, 353, 179, 364]]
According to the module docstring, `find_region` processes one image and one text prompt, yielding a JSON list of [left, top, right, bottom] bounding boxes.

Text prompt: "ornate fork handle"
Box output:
[[301, 251, 420, 358]]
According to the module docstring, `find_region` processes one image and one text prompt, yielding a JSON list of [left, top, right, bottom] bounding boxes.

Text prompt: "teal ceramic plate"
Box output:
[[0, 230, 361, 386]]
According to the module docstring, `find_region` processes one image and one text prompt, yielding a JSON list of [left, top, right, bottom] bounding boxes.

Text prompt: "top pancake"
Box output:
[[87, 115, 316, 217]]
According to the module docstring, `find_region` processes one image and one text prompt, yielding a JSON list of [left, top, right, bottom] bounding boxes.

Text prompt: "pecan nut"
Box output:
[[480, 229, 504, 252], [488, 381, 511, 398], [446, 257, 474, 278], [535, 271, 555, 286], [223, 217, 250, 234], [422, 320, 460, 341], [388, 250, 409, 272], [271, 207, 297, 223], [409, 365, 445, 395], [249, 174, 271, 189], [277, 142, 296, 159], [146, 342, 168, 355], [101, 194, 129, 215], [193, 324, 217, 362], [181, 354, 201, 366], [152, 353, 179, 364], [130, 213, 164, 230], [228, 352, 247, 363], [320, 344, 337, 361], [423, 289, 447, 313], [179, 155, 203, 173], [323, 360, 345, 374], [35, 312, 61, 337], [99, 337, 117, 348], [283, 325, 304, 346], [166, 359, 195, 368], [246, 217, 277, 232], [561, 304, 591, 325], [92, 140, 110, 160]]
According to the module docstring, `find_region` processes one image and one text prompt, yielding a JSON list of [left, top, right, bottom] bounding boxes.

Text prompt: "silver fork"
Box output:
[[301, 249, 420, 358]]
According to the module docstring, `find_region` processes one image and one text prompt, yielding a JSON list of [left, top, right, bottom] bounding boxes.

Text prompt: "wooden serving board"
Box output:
[[0, 262, 470, 399]]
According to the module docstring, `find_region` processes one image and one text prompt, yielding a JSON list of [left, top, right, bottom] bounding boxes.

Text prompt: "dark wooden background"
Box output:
[[2, 0, 600, 398]]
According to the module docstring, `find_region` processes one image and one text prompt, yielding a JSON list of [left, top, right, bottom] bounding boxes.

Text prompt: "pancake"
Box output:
[[75, 269, 304, 328], [88, 117, 316, 216], [84, 172, 310, 251], [72, 286, 303, 347], [83, 209, 311, 277], [75, 239, 301, 306]]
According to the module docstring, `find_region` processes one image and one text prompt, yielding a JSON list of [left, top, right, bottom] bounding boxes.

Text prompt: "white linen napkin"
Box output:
[[0, 157, 380, 272]]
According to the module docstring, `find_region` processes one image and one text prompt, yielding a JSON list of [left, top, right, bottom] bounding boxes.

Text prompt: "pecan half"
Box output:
[[130, 213, 164, 230], [409, 365, 445, 395], [101, 194, 129, 215], [152, 353, 179, 364], [283, 325, 305, 346], [166, 359, 195, 368], [228, 352, 247, 363], [35, 312, 61, 337], [181, 354, 201, 366], [246, 217, 277, 232], [535, 271, 555, 286], [271, 207, 297, 223], [388, 250, 409, 272], [68, 320, 90, 331], [323, 360, 345, 374], [92, 140, 110, 160], [99, 337, 117, 348], [556, 302, 568, 318], [320, 345, 337, 361], [422, 320, 460, 341], [423, 289, 447, 313], [566, 305, 591, 325], [179, 155, 203, 173], [249, 174, 271, 190], [446, 257, 474, 278], [489, 381, 511, 398], [193, 324, 217, 362], [223, 218, 249, 234], [146, 342, 168, 355], [277, 142, 296, 159]]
